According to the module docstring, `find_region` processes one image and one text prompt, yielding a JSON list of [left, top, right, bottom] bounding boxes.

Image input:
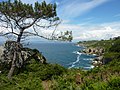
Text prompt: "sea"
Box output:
[[28, 41, 95, 70], [0, 41, 95, 70]]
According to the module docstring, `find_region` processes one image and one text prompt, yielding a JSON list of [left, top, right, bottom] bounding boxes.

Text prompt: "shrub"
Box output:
[[107, 76, 120, 90], [0, 74, 43, 90], [109, 39, 120, 52], [24, 59, 67, 80]]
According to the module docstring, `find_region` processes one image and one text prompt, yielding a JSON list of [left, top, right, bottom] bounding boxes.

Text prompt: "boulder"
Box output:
[[84, 47, 104, 56]]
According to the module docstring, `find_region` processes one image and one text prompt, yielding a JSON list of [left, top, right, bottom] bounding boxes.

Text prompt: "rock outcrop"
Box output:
[[83, 47, 104, 56], [0, 41, 46, 74], [82, 47, 104, 67], [92, 56, 103, 67]]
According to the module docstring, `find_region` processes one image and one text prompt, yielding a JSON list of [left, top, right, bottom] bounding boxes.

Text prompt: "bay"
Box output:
[[28, 42, 95, 70], [0, 41, 95, 70]]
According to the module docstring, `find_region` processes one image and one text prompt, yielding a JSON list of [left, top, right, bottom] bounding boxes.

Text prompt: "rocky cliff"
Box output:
[[0, 41, 46, 74]]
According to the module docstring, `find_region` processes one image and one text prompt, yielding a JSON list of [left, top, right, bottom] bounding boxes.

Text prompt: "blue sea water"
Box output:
[[0, 41, 95, 70], [27, 42, 95, 70]]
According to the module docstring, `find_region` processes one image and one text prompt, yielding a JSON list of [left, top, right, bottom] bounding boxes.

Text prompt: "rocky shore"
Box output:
[[77, 44, 105, 68]]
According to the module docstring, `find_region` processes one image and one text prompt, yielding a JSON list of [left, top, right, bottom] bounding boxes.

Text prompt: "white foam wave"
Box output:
[[84, 65, 94, 69], [69, 54, 81, 69], [76, 52, 82, 55], [73, 51, 82, 55], [83, 58, 93, 61], [69, 64, 75, 69], [73, 55, 80, 64], [91, 65, 95, 68]]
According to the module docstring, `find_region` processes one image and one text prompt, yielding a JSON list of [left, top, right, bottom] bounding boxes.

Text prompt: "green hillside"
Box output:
[[0, 38, 120, 90]]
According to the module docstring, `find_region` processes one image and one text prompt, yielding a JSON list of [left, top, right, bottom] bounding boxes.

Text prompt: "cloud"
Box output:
[[56, 21, 120, 41], [0, 27, 9, 33], [58, 0, 109, 19], [0, 0, 119, 42], [75, 27, 120, 41], [1, 18, 120, 42]]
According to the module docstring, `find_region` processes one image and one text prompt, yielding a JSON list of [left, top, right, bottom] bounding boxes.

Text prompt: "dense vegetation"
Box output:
[[0, 59, 66, 90], [0, 37, 120, 90]]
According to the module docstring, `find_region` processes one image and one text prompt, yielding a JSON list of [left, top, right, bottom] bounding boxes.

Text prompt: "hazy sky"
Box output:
[[0, 0, 120, 41]]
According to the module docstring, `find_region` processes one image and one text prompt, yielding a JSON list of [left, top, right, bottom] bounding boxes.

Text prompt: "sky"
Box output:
[[0, 0, 120, 42]]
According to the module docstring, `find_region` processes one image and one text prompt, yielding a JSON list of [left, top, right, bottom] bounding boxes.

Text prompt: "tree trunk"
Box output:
[[17, 29, 24, 42], [7, 52, 16, 79]]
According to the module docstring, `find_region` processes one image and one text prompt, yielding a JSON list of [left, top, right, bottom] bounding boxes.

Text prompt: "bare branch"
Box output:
[[33, 25, 39, 35], [23, 31, 52, 40], [22, 19, 37, 30], [0, 32, 19, 36], [35, 22, 59, 28], [51, 20, 61, 38]]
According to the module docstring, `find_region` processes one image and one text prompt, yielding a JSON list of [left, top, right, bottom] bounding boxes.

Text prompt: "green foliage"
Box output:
[[0, 0, 58, 20], [87, 67, 101, 74], [79, 76, 120, 90], [0, 59, 66, 89], [0, 74, 43, 90], [58, 31, 73, 42], [51, 69, 82, 90], [107, 76, 120, 90], [77, 40, 113, 51], [103, 52, 120, 64], [109, 39, 120, 52], [103, 39, 120, 64], [23, 59, 67, 80], [104, 52, 120, 59], [1, 57, 120, 90], [81, 81, 108, 90]]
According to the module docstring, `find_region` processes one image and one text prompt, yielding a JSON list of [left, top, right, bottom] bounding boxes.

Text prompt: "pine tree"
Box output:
[[0, 0, 60, 42]]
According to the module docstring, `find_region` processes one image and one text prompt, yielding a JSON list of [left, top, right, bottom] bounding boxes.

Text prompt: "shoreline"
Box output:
[[76, 44, 104, 68]]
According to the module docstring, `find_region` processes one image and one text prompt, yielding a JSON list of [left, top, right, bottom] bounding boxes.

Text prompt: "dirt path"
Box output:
[[42, 80, 52, 90]]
